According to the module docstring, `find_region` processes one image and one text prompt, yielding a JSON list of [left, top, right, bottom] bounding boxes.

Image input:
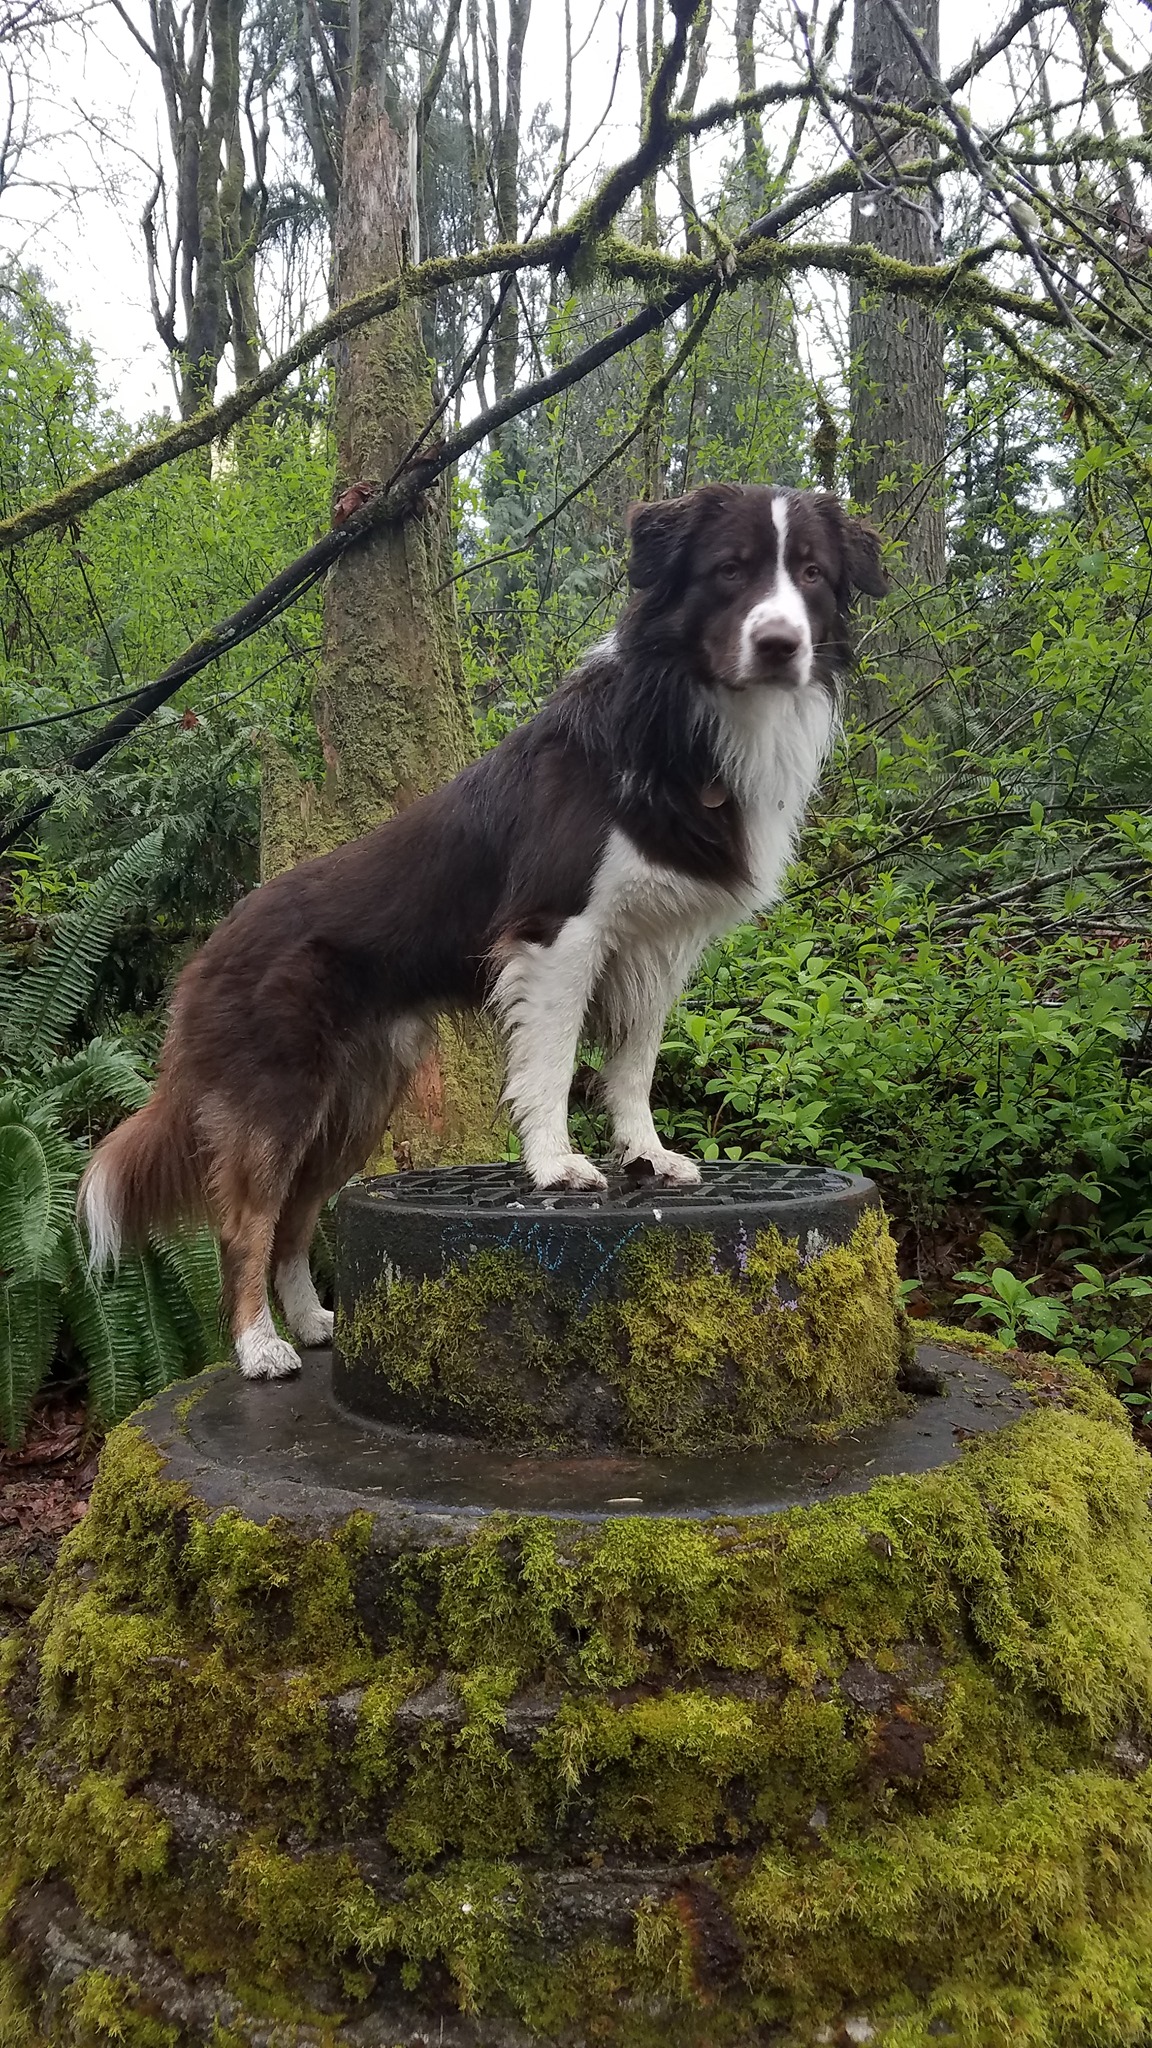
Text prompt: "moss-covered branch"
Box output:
[[0, 1, 1117, 562], [0, 274, 695, 853], [5, 216, 1145, 858], [0, 218, 1094, 569]]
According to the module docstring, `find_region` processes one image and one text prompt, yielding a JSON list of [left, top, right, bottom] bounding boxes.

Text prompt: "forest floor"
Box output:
[[0, 1386, 100, 1614]]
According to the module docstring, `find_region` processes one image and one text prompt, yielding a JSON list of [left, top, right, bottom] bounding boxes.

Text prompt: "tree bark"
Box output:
[[734, 0, 764, 207], [848, 0, 945, 591], [674, 0, 710, 261], [636, 0, 665, 499], [262, 0, 506, 1167], [490, 0, 531, 415]]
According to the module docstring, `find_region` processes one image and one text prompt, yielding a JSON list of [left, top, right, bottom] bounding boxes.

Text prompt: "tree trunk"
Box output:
[[262, 0, 507, 1168], [674, 0, 710, 261], [734, 0, 764, 207], [848, 0, 945, 591], [636, 0, 665, 500], [491, 0, 531, 415]]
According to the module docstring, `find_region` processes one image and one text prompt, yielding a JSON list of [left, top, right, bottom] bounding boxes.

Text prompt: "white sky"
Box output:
[[0, 0, 1145, 423]]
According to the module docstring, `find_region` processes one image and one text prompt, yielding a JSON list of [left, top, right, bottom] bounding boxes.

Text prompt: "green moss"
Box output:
[[735, 1772, 1152, 2042], [55, 1972, 180, 2048], [342, 1206, 912, 1452], [7, 1359, 1152, 2042], [18, 1771, 170, 1918], [30, 1431, 376, 1826], [225, 1838, 378, 1996]]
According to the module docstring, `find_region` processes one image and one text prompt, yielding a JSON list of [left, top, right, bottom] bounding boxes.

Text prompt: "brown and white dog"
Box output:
[[78, 483, 886, 1381]]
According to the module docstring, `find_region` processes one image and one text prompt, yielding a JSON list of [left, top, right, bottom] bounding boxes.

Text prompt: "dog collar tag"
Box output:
[[701, 781, 727, 808]]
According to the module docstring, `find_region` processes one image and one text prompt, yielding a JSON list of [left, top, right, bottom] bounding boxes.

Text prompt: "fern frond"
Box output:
[[0, 1275, 61, 1446], [4, 827, 167, 1062], [63, 1257, 146, 1427], [153, 1231, 224, 1370], [43, 1037, 151, 1126], [0, 1106, 79, 1283], [121, 1249, 190, 1399]]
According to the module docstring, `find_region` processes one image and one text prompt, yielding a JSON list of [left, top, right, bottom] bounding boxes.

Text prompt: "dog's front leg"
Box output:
[[598, 948, 702, 1186], [495, 921, 608, 1191]]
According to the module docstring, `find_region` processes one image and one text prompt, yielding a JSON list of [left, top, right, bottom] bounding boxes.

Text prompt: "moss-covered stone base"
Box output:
[[5, 1352, 1152, 2043], [338, 1206, 913, 1451]]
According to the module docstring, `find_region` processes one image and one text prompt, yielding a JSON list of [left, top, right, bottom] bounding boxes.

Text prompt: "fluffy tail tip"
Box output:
[[77, 1155, 122, 1272]]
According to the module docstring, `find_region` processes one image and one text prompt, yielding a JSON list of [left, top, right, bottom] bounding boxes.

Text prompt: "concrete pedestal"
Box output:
[[4, 1173, 1152, 2046]]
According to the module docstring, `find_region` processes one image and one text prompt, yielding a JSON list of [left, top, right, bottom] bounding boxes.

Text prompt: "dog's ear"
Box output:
[[626, 495, 701, 591], [842, 516, 889, 597], [813, 494, 890, 598]]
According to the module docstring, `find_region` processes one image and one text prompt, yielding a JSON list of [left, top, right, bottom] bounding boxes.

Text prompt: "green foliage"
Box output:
[[652, 914, 1152, 1235], [0, 270, 332, 985], [0, 1061, 223, 1446], [2, 828, 167, 1059], [0, 830, 223, 1444], [952, 1268, 1066, 1347]]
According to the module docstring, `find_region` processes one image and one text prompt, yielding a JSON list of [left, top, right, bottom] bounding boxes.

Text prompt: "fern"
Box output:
[[0, 1275, 61, 1446], [0, 818, 241, 1442], [43, 1038, 151, 1121], [154, 1231, 224, 1368], [118, 1250, 192, 1402], [0, 836, 228, 1441], [0, 1100, 78, 1281], [63, 1257, 147, 1427], [3, 826, 168, 1062]]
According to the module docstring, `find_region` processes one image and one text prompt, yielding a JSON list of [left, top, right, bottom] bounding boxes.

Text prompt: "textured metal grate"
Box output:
[[360, 1161, 854, 1210]]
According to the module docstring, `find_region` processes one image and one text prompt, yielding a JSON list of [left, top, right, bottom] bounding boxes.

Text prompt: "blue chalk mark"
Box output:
[[440, 1217, 646, 1313]]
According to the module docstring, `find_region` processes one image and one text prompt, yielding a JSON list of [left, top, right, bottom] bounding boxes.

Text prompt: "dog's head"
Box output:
[[623, 482, 888, 694]]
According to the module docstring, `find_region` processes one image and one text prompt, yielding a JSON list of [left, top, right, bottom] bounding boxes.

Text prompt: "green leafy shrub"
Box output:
[[0, 829, 222, 1444], [655, 910, 1152, 1242]]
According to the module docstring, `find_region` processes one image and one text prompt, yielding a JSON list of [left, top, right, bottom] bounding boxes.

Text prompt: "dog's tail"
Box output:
[[77, 1091, 207, 1269]]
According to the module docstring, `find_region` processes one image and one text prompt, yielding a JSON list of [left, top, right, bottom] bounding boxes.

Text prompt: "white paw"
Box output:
[[275, 1257, 332, 1346], [620, 1146, 702, 1187], [289, 1305, 334, 1347], [533, 1153, 609, 1192], [236, 1325, 302, 1380]]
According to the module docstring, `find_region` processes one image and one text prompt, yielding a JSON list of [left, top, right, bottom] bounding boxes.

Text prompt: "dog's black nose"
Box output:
[[751, 624, 802, 665]]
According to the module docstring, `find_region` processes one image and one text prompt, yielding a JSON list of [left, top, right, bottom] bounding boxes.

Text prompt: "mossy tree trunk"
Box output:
[[261, 0, 506, 1168]]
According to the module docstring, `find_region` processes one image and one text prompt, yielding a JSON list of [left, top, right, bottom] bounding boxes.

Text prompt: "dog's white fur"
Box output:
[[236, 1303, 305, 1380], [275, 1255, 335, 1346], [78, 1153, 121, 1271]]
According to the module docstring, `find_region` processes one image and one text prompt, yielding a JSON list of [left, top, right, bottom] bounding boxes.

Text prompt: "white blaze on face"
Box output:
[[736, 495, 815, 686]]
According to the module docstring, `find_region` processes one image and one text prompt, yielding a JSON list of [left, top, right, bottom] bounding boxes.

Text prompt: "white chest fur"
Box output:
[[594, 679, 835, 950]]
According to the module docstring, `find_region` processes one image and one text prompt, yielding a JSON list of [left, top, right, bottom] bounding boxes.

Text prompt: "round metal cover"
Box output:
[[357, 1159, 859, 1213]]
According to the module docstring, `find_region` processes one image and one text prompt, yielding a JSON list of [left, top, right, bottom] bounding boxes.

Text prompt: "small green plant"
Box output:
[[952, 1267, 1067, 1347], [1057, 1262, 1152, 1407]]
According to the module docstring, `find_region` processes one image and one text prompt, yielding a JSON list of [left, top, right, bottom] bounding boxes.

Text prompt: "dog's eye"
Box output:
[[715, 560, 743, 582], [800, 562, 824, 585]]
